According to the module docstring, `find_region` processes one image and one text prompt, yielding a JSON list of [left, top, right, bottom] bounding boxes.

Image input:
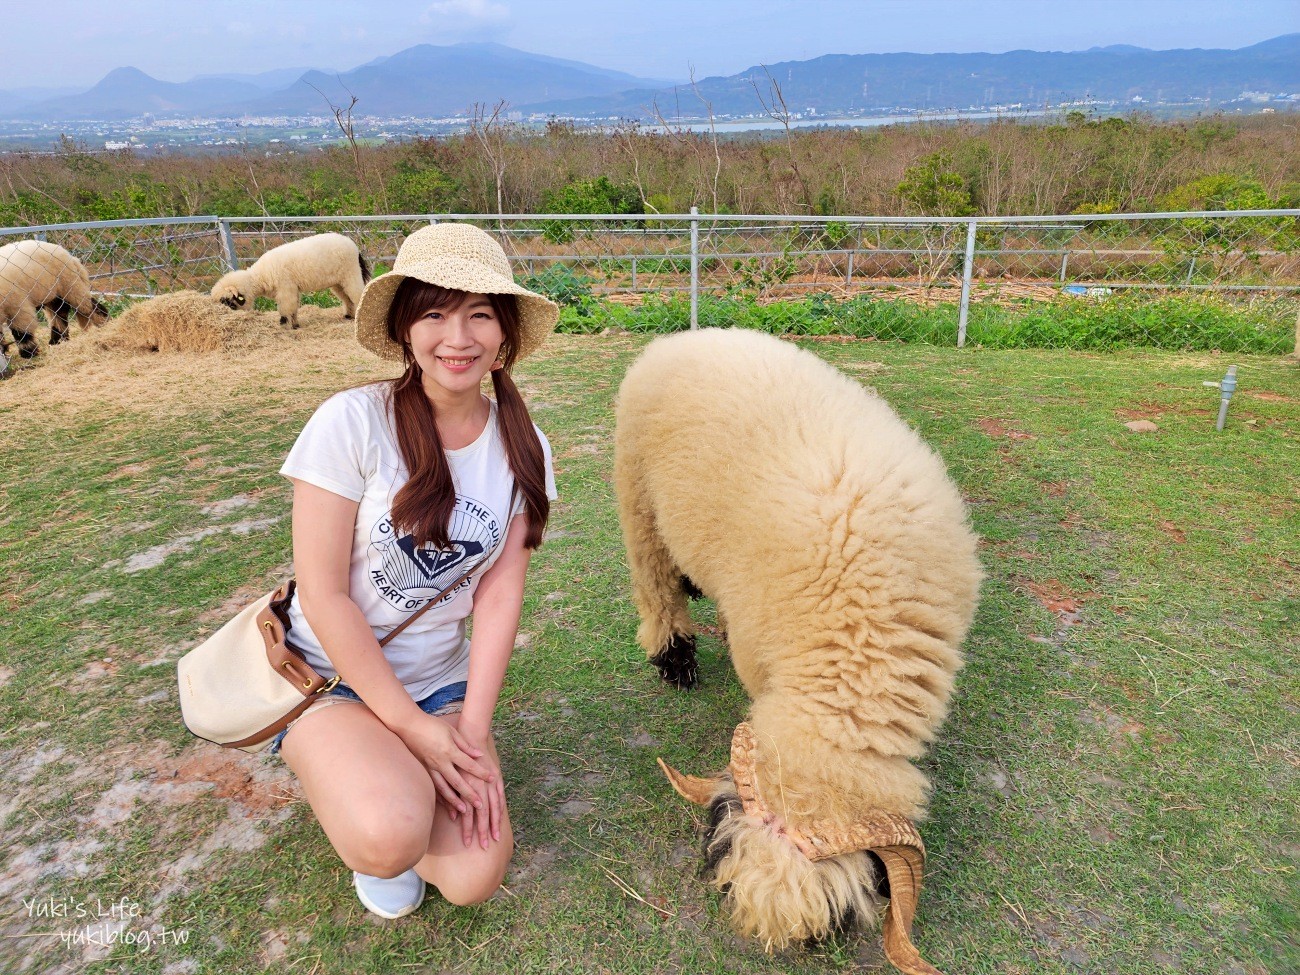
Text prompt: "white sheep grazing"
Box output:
[[0, 240, 110, 359], [210, 232, 370, 329], [614, 329, 982, 973]]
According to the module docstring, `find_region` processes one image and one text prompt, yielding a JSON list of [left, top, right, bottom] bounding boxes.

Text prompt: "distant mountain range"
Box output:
[[533, 34, 1300, 118], [1, 35, 1296, 123]]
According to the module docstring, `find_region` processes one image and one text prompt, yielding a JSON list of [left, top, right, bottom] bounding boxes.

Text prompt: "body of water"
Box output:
[[639, 109, 1056, 134]]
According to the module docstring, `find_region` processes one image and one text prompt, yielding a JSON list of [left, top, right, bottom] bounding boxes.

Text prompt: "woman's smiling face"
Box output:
[[407, 291, 505, 396]]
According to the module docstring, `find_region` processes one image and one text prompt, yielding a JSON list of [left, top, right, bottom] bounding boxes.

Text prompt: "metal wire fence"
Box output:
[[2, 210, 1297, 357]]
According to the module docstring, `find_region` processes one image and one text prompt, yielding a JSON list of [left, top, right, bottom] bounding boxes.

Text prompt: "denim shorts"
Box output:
[[268, 680, 468, 755]]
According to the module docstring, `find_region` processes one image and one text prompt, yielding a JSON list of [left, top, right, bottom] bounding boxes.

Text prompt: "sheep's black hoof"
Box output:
[[280, 316, 289, 327], [681, 575, 705, 600], [650, 633, 698, 689], [343, 313, 354, 320]]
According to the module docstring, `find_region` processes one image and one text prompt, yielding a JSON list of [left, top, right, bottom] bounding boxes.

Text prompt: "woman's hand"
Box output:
[[447, 727, 505, 849], [394, 713, 496, 816]]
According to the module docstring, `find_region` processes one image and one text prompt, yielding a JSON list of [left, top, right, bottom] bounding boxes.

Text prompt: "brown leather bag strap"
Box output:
[[258, 580, 335, 698], [377, 563, 477, 647]]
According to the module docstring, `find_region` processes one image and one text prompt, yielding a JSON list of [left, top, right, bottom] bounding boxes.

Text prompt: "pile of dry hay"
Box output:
[[0, 292, 385, 416], [92, 290, 281, 354]]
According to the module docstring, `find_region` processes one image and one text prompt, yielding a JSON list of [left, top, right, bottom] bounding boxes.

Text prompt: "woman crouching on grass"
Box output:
[[268, 223, 558, 918]]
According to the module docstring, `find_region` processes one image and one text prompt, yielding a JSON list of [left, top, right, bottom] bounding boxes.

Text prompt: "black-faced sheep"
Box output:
[[614, 328, 982, 974], [0, 240, 110, 359], [210, 232, 370, 329]]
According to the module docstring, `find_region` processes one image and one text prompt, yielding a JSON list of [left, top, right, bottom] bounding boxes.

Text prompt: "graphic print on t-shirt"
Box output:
[[368, 495, 504, 611]]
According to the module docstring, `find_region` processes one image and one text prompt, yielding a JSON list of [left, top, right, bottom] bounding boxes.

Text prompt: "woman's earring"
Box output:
[[491, 353, 506, 371]]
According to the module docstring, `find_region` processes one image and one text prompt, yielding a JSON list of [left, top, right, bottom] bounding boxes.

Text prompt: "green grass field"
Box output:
[[0, 318, 1296, 974]]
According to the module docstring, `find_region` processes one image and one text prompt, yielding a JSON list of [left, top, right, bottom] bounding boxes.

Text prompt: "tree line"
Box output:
[[1, 111, 1296, 228]]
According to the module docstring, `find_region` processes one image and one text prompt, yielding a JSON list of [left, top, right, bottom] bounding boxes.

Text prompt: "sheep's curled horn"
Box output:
[[658, 723, 944, 975]]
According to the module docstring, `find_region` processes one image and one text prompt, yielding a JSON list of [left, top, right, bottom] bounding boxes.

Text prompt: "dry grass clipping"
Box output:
[[0, 298, 393, 418]]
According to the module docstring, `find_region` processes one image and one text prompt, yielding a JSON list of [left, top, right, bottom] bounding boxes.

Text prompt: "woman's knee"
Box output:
[[434, 859, 509, 906], [335, 802, 434, 877]]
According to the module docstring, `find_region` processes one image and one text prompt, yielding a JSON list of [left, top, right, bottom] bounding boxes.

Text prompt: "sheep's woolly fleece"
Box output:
[[0, 240, 109, 355], [209, 232, 367, 328], [614, 327, 981, 965]]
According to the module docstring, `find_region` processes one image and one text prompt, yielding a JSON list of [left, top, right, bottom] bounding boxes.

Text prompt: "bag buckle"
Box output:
[[316, 675, 341, 695]]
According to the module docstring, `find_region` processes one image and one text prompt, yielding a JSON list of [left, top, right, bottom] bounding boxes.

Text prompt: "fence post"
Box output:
[[217, 218, 238, 272], [1059, 252, 1069, 282], [957, 219, 978, 348], [846, 250, 854, 287], [690, 206, 699, 330]]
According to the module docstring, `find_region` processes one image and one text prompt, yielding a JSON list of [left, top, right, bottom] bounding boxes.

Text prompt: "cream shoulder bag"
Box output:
[[177, 569, 472, 753]]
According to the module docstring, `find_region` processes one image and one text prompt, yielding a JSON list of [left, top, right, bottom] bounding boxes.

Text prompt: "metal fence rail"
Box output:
[[2, 209, 1297, 355]]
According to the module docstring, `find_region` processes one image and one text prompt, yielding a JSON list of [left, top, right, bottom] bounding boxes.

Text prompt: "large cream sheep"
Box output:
[[210, 232, 369, 329], [614, 329, 981, 974], [0, 240, 110, 359]]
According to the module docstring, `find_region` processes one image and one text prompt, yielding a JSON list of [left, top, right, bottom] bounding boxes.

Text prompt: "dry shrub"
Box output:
[[94, 290, 273, 354]]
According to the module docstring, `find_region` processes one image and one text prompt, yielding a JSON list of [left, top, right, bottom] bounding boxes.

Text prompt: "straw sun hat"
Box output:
[[355, 222, 559, 363]]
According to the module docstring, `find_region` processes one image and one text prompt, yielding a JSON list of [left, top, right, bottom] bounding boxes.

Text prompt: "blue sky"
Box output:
[[4, 0, 1297, 90]]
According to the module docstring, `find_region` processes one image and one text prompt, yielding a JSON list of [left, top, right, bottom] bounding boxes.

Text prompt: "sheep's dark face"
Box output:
[[88, 298, 111, 327], [219, 293, 246, 311]]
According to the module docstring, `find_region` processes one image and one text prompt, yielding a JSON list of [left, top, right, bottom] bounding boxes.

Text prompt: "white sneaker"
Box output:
[[353, 869, 425, 919]]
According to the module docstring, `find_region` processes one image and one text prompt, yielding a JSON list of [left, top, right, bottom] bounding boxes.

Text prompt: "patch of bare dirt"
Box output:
[[198, 493, 255, 517], [1079, 704, 1145, 744], [1022, 579, 1089, 618], [977, 418, 1036, 441], [114, 516, 282, 574], [1157, 520, 1188, 543], [0, 738, 297, 973], [108, 461, 153, 479], [508, 843, 562, 885], [164, 747, 299, 818]]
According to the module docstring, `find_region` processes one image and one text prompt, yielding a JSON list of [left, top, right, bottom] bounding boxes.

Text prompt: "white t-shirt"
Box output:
[[279, 383, 557, 700]]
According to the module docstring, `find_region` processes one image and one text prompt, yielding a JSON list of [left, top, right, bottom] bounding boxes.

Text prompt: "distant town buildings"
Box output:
[[2, 90, 1296, 154]]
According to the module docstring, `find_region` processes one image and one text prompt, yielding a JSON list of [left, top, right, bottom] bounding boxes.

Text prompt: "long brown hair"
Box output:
[[384, 278, 549, 550]]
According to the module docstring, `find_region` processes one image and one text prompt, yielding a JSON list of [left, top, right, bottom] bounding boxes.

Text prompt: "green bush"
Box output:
[[540, 176, 644, 243], [555, 291, 1293, 354], [522, 263, 596, 311], [896, 152, 976, 217]]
